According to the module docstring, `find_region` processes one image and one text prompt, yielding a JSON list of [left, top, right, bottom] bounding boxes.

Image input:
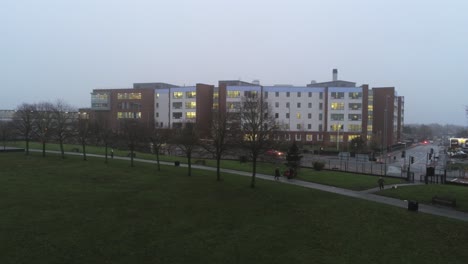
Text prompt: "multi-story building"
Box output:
[[0, 110, 15, 122], [83, 70, 404, 149], [372, 87, 405, 150]]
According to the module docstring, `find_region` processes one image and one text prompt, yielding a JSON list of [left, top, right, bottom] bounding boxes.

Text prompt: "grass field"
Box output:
[[6, 141, 404, 191], [378, 184, 468, 212], [1, 152, 468, 264]]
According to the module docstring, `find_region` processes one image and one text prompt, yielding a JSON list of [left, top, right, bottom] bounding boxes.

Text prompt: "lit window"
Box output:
[[185, 102, 196, 109], [296, 113, 301, 119], [330, 124, 344, 131], [117, 112, 141, 119], [117, 93, 142, 100], [348, 114, 362, 121], [227, 102, 240, 109], [186, 112, 196, 119], [349, 103, 362, 110], [331, 102, 344, 110], [213, 92, 219, 99], [306, 134, 313, 141], [348, 124, 362, 131], [173, 92, 183, 99], [186, 91, 196, 98], [349, 92, 362, 99], [227, 91, 241, 98]]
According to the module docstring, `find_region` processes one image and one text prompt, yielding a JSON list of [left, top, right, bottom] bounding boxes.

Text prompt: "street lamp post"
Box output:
[[336, 123, 342, 151]]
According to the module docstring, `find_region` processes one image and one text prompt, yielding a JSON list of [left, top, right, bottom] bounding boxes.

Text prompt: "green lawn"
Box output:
[[6, 141, 405, 191], [1, 152, 468, 264], [296, 170, 405, 191], [377, 184, 468, 212]]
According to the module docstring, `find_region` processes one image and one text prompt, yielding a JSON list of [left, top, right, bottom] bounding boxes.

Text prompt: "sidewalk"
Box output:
[[32, 149, 468, 222]]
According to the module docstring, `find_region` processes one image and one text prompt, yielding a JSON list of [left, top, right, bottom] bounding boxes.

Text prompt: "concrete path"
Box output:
[[30, 149, 468, 222]]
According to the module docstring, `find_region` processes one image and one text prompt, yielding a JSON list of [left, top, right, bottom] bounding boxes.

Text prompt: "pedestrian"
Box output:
[[274, 167, 280, 181], [111, 149, 114, 159], [378, 177, 385, 190]]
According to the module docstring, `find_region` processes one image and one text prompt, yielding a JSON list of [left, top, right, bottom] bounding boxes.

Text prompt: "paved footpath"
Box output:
[[35, 150, 468, 222]]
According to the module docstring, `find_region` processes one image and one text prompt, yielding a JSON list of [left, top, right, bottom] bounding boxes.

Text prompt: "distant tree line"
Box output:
[[1, 96, 289, 188]]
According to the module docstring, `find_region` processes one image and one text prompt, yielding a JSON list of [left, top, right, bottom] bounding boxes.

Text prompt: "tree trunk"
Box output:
[[25, 137, 30, 155], [82, 141, 87, 161], [187, 153, 192, 176], [59, 140, 65, 159], [216, 156, 221, 181], [42, 141, 46, 157], [156, 147, 161, 171], [251, 156, 257, 188]]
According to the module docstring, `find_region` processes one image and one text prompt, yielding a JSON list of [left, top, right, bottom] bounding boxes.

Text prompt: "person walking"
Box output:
[[111, 149, 114, 159], [274, 167, 280, 181], [378, 177, 385, 190]]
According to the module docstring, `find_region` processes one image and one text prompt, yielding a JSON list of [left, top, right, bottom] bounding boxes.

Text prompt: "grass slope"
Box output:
[[1, 153, 468, 264]]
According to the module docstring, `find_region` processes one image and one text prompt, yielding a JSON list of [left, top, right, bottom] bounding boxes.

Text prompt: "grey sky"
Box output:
[[1, 0, 467, 125]]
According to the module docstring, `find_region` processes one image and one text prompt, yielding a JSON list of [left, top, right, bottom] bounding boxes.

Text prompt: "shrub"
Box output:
[[313, 161, 325, 171]]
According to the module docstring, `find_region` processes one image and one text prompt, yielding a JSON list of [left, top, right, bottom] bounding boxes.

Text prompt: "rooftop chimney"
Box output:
[[333, 69, 338, 81]]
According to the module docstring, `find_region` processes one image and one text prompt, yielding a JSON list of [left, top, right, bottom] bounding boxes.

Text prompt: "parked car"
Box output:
[[265, 149, 284, 157]]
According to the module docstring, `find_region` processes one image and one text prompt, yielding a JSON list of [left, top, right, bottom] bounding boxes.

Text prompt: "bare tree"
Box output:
[[119, 118, 145, 167], [239, 94, 278, 188], [0, 120, 14, 150], [172, 122, 199, 176], [13, 103, 37, 155], [32, 102, 54, 157], [77, 117, 91, 161], [92, 113, 114, 164], [147, 124, 172, 171], [201, 111, 236, 181], [52, 101, 76, 159]]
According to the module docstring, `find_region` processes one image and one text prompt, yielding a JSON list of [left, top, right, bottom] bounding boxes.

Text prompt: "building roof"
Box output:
[[218, 80, 259, 86], [133, 82, 179, 89], [307, 80, 356, 87]]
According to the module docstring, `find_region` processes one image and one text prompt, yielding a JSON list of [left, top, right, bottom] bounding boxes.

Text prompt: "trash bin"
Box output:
[[174, 161, 180, 167], [408, 200, 418, 212]]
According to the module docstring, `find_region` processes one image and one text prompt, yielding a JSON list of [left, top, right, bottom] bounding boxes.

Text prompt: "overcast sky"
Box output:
[[1, 0, 467, 125]]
